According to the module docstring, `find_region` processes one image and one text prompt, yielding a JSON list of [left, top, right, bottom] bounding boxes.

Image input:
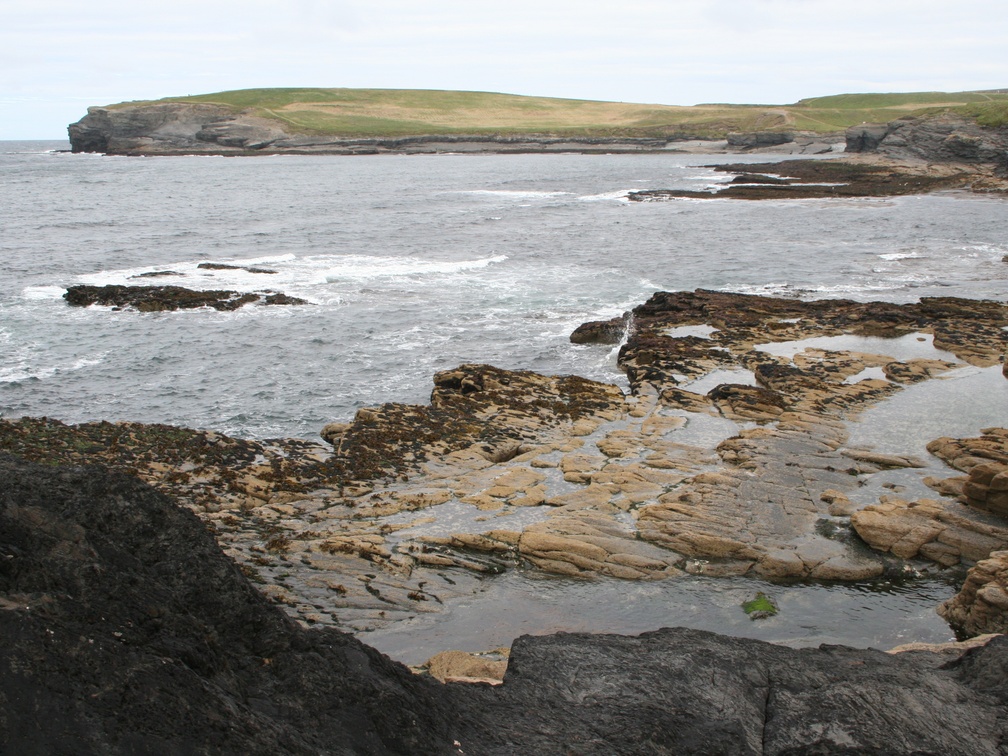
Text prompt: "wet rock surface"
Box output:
[[4, 454, 1008, 755], [64, 284, 308, 311], [941, 551, 1008, 637], [5, 290, 1008, 637], [851, 429, 1008, 568], [628, 157, 1003, 200]]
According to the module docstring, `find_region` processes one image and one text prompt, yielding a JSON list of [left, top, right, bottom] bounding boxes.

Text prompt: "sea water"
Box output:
[[3, 140, 1007, 654]]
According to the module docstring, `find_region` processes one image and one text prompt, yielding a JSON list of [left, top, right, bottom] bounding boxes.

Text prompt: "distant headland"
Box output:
[[67, 87, 1008, 163]]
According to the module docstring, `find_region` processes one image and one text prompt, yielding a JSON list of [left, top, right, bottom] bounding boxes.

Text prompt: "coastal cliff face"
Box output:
[[4, 453, 1008, 755], [67, 101, 842, 156], [846, 113, 1008, 174], [68, 103, 238, 154], [67, 103, 675, 156]]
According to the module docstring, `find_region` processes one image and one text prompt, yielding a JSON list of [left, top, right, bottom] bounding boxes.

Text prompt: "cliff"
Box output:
[[65, 97, 842, 157], [846, 112, 1008, 175], [67, 102, 677, 155]]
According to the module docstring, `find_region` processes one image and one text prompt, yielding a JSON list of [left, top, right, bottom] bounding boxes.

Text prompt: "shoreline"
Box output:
[[4, 289, 1007, 661]]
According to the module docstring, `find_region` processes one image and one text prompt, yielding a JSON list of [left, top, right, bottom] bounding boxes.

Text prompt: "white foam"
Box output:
[[322, 254, 507, 282], [22, 285, 66, 300], [453, 189, 574, 200], [578, 190, 633, 202], [962, 243, 1008, 258], [878, 251, 924, 261]]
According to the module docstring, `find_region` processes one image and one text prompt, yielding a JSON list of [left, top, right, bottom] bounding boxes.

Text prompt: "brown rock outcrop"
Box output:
[[940, 551, 1008, 637], [851, 497, 1008, 566]]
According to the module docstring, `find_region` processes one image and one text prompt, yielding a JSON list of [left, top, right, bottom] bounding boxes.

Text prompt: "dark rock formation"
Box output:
[[726, 131, 794, 149], [845, 122, 892, 153], [64, 284, 307, 311], [569, 313, 630, 344], [197, 262, 278, 274], [68, 103, 235, 154], [629, 158, 984, 200], [4, 453, 1008, 755], [846, 113, 1008, 176], [453, 629, 1008, 755], [0, 454, 456, 754]]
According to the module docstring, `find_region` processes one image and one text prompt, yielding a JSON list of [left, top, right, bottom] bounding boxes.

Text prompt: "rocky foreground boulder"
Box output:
[[3, 453, 1008, 755]]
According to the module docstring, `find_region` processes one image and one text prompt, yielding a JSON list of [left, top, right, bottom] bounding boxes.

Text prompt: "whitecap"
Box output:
[[878, 251, 924, 261], [322, 254, 507, 282], [578, 190, 633, 202], [451, 189, 574, 200], [22, 285, 67, 300]]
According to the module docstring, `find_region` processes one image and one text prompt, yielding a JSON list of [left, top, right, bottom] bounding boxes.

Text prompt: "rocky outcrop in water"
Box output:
[[4, 453, 1008, 755], [629, 158, 996, 200], [64, 284, 307, 311], [851, 428, 1008, 567]]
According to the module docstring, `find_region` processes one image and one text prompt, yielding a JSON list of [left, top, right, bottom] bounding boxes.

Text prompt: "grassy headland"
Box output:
[[107, 87, 1008, 139]]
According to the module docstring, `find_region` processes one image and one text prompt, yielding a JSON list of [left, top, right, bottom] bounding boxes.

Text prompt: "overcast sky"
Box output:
[[2, 0, 1006, 139]]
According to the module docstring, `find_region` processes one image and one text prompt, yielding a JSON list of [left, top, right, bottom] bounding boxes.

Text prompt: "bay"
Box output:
[[3, 140, 1007, 657]]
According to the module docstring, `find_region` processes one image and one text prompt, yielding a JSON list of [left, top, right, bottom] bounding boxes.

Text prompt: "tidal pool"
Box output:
[[360, 568, 960, 666]]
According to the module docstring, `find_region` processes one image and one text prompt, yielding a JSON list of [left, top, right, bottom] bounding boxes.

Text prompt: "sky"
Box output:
[[2, 0, 1007, 140]]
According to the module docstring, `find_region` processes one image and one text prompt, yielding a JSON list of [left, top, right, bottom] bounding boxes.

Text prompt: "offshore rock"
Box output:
[[569, 313, 629, 344], [853, 429, 1008, 567], [4, 454, 1008, 755], [64, 284, 307, 312], [629, 158, 989, 200], [850, 495, 1008, 566]]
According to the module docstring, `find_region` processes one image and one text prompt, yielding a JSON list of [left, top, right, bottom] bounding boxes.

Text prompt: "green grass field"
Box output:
[[109, 87, 1008, 138]]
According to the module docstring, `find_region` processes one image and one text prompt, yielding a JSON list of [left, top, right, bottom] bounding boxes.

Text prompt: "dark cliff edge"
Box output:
[[67, 102, 840, 156], [846, 112, 1008, 176], [3, 452, 1007, 755]]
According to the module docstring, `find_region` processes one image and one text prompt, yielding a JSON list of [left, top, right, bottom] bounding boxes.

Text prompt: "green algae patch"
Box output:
[[742, 592, 779, 620]]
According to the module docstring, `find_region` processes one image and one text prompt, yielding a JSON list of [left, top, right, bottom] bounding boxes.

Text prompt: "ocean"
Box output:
[[3, 140, 1007, 657], [3, 140, 1006, 440]]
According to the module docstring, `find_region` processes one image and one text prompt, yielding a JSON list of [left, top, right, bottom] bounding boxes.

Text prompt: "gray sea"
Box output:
[[3, 139, 1008, 657]]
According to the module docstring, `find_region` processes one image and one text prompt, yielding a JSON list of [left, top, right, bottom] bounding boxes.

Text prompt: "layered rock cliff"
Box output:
[[846, 113, 1008, 175], [67, 103, 675, 156], [67, 101, 842, 156]]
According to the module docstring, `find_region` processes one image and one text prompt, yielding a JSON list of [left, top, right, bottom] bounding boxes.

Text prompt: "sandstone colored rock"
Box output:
[[423, 649, 509, 684], [940, 551, 1008, 637], [852, 496, 1008, 567]]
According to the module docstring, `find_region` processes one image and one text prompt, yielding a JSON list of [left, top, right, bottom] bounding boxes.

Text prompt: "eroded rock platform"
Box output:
[[3, 290, 1007, 637]]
